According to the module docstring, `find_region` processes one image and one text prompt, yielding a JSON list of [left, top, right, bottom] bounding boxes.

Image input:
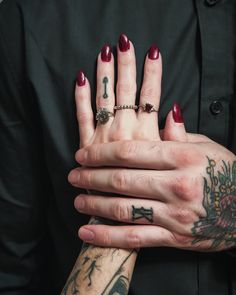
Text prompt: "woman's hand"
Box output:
[[75, 35, 186, 150], [69, 34, 236, 253]]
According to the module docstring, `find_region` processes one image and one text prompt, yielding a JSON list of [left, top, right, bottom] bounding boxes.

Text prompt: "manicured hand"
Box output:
[[69, 35, 236, 252]]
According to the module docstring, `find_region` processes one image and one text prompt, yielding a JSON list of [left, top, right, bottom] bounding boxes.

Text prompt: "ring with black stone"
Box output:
[[114, 104, 138, 111], [139, 103, 158, 113], [96, 108, 114, 124]]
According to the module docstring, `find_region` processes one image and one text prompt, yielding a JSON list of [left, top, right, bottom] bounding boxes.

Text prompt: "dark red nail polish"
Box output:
[[77, 71, 86, 86], [148, 44, 160, 60], [101, 44, 112, 62], [119, 34, 130, 52], [172, 102, 184, 123]]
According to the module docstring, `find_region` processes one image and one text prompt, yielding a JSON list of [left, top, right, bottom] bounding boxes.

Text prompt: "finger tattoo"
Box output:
[[132, 205, 154, 223], [102, 76, 109, 98]]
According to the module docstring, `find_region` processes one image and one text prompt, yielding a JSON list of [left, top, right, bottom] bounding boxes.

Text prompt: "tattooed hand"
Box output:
[[70, 137, 236, 252], [64, 34, 188, 295], [67, 34, 236, 253]]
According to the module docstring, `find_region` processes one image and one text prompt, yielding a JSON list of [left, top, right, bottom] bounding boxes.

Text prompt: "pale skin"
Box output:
[[62, 37, 188, 295], [68, 36, 236, 253]]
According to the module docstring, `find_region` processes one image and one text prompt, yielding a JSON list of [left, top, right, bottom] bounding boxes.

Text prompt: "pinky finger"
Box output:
[[78, 224, 173, 249], [75, 71, 95, 148]]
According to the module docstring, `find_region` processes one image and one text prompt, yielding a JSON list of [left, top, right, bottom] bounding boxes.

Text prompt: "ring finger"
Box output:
[[137, 45, 162, 140], [74, 195, 190, 235]]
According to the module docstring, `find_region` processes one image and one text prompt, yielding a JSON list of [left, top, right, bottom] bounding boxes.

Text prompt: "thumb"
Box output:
[[163, 102, 187, 142]]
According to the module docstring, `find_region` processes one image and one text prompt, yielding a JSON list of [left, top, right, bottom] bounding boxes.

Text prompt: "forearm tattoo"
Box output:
[[192, 157, 236, 248], [61, 217, 136, 295], [103, 77, 108, 98], [132, 205, 153, 223]]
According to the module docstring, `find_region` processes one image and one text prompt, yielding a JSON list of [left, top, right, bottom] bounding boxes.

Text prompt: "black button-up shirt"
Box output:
[[0, 0, 236, 294]]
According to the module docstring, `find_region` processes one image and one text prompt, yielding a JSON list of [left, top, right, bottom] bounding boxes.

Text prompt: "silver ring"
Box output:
[[96, 108, 114, 124], [114, 104, 138, 111], [139, 103, 158, 113]]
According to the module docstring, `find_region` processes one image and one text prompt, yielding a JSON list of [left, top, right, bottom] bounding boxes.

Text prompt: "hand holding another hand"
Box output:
[[69, 35, 236, 253]]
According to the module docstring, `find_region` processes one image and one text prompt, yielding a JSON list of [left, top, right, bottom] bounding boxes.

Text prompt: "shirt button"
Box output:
[[205, 0, 221, 6], [210, 100, 223, 115]]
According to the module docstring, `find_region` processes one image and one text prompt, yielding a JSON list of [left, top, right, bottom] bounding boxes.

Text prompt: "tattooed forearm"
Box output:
[[101, 250, 135, 295], [84, 254, 102, 286], [132, 205, 153, 223], [192, 157, 236, 248], [106, 276, 129, 295], [103, 77, 108, 98], [61, 216, 137, 295]]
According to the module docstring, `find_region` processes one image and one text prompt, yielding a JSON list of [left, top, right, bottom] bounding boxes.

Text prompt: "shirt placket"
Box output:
[[195, 0, 233, 147]]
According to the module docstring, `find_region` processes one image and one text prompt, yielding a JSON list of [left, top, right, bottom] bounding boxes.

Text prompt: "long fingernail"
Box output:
[[79, 227, 95, 241], [148, 44, 160, 60], [101, 44, 112, 62], [77, 70, 86, 86], [172, 102, 184, 123], [119, 34, 130, 52]]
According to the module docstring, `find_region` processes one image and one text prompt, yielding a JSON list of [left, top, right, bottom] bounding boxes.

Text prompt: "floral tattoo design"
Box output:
[[192, 157, 236, 248]]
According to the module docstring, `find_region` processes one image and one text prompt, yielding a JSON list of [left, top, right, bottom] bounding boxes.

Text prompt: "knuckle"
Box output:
[[116, 82, 137, 97], [87, 145, 100, 163], [109, 130, 126, 142], [126, 230, 141, 248], [100, 232, 111, 247], [112, 200, 129, 222], [116, 141, 137, 161], [170, 206, 194, 225], [110, 170, 128, 192], [171, 175, 194, 201], [140, 87, 160, 100], [80, 169, 92, 187], [133, 129, 154, 140]]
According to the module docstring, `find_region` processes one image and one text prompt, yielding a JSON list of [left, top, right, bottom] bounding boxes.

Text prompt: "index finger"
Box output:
[[75, 140, 202, 169]]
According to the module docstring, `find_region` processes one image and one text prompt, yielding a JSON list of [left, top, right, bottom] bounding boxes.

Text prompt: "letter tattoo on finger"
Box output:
[[132, 205, 154, 223]]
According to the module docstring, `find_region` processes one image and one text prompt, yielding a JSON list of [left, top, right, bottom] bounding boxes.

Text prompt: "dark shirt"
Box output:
[[0, 0, 236, 294]]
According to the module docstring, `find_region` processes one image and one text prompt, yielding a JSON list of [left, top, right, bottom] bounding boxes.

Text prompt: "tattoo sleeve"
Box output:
[[61, 217, 138, 295]]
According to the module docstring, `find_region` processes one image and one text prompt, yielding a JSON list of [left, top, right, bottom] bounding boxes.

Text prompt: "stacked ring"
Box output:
[[96, 108, 114, 124]]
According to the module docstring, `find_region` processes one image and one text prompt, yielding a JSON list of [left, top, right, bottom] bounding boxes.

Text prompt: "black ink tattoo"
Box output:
[[132, 205, 153, 223], [101, 250, 135, 295], [82, 256, 90, 265], [103, 77, 108, 98], [192, 157, 236, 248], [84, 254, 102, 286], [61, 269, 80, 295], [107, 275, 129, 295]]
